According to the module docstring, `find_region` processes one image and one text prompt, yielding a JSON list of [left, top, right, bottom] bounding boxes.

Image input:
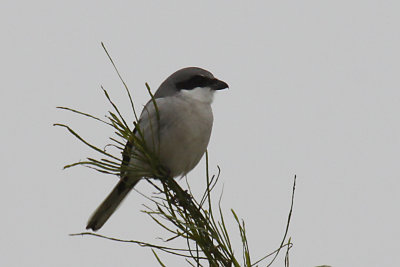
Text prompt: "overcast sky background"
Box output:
[[2, 1, 399, 266]]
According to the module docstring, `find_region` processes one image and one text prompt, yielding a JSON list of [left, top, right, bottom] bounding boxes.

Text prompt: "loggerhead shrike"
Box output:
[[86, 67, 228, 231]]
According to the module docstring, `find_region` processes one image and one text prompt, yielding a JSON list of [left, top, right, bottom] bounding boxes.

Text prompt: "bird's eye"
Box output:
[[176, 75, 211, 90]]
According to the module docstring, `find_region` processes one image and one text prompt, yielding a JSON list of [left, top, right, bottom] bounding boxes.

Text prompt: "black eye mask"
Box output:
[[175, 75, 214, 90]]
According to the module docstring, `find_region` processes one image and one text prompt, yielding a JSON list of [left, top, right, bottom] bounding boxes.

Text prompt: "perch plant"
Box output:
[[55, 43, 295, 267]]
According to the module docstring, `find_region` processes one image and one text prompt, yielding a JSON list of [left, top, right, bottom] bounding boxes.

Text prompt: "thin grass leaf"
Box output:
[[101, 86, 130, 131], [56, 106, 112, 126], [145, 82, 160, 122], [266, 175, 296, 267], [54, 124, 121, 162], [284, 237, 291, 267], [109, 137, 125, 147], [152, 250, 167, 267], [251, 176, 297, 267], [100, 158, 121, 166], [103, 143, 123, 151], [101, 42, 138, 121], [218, 206, 232, 254], [87, 158, 120, 168]]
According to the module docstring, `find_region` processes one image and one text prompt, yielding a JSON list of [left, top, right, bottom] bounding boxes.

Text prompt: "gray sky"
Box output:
[[2, 1, 399, 266]]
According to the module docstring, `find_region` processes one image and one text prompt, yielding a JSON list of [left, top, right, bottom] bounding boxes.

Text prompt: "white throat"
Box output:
[[179, 87, 215, 104]]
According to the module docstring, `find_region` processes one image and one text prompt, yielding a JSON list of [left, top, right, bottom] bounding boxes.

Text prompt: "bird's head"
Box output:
[[154, 67, 229, 103]]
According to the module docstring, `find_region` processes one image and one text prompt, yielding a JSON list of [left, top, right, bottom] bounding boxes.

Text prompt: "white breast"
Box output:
[[135, 93, 214, 178]]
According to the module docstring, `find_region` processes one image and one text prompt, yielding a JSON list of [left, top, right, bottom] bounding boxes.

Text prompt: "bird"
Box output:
[[86, 67, 228, 231]]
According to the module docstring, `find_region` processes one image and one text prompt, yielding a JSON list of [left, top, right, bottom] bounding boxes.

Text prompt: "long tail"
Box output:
[[86, 179, 139, 231]]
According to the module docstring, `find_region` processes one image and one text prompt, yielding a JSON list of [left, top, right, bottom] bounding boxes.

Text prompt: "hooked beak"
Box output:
[[210, 78, 229, 90]]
